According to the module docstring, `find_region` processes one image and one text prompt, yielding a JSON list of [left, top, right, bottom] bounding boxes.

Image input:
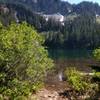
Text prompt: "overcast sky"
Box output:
[[62, 0, 100, 5]]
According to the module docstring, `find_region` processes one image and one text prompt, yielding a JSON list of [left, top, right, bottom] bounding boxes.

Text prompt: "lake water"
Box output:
[[48, 49, 93, 60], [46, 49, 99, 83], [48, 49, 98, 72]]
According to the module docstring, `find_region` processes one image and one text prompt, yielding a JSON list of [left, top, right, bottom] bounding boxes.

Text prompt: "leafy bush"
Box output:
[[13, 96, 27, 100], [93, 48, 100, 61], [94, 72, 100, 78], [92, 72, 100, 82], [0, 22, 54, 99], [0, 94, 3, 100], [65, 67, 98, 98]]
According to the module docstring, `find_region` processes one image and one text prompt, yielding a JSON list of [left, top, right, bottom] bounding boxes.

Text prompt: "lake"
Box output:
[[48, 49, 93, 60], [46, 48, 100, 83], [46, 49, 98, 83]]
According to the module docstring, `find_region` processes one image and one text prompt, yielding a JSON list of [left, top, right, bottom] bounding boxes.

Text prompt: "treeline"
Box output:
[[0, 0, 72, 15], [0, 3, 45, 28], [43, 14, 100, 49], [1, 0, 100, 15], [0, 3, 100, 49]]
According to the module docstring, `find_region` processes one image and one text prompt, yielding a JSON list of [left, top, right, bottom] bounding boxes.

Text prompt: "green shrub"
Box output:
[[65, 67, 87, 92], [0, 94, 3, 100], [14, 96, 27, 100], [65, 67, 98, 98], [0, 22, 54, 99], [94, 72, 100, 78], [92, 72, 100, 82], [93, 48, 100, 61]]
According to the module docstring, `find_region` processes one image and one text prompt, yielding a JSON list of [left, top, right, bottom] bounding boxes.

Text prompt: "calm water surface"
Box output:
[[48, 49, 93, 60], [46, 49, 99, 83]]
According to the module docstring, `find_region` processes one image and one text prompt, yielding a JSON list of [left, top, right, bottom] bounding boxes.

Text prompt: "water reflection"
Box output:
[[46, 49, 98, 83], [48, 49, 93, 60]]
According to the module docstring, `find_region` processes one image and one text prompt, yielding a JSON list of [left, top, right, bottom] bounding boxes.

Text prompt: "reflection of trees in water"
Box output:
[[48, 49, 92, 60], [47, 49, 100, 83], [55, 59, 98, 72]]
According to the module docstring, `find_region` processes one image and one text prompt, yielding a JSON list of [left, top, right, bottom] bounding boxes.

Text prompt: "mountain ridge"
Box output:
[[0, 0, 100, 15]]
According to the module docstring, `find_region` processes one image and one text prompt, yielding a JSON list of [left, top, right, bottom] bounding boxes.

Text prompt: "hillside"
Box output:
[[0, 0, 100, 15], [0, 0, 100, 48]]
